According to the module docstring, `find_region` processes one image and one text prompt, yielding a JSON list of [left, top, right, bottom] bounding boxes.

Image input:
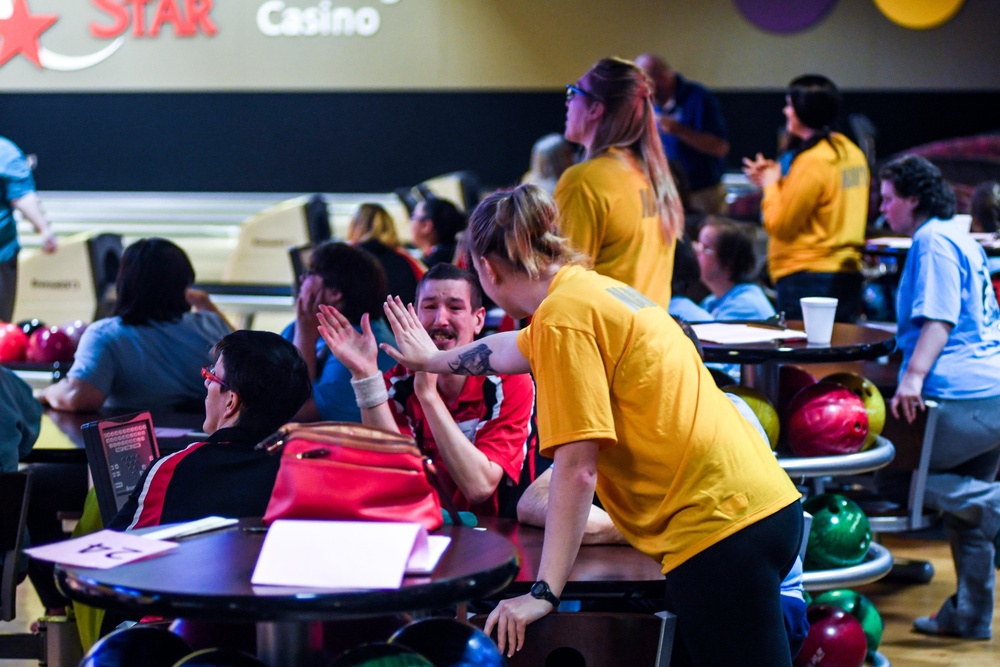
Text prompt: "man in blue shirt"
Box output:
[[636, 54, 730, 215], [0, 136, 57, 322]]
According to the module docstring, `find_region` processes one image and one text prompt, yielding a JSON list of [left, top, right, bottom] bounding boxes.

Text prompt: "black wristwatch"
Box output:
[[529, 580, 561, 607]]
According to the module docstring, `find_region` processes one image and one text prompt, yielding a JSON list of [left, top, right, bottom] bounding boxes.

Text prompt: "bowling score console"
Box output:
[[83, 412, 161, 525], [12, 232, 122, 326]]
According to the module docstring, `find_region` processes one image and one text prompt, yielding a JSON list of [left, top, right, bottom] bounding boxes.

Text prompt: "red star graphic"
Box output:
[[0, 0, 58, 69]]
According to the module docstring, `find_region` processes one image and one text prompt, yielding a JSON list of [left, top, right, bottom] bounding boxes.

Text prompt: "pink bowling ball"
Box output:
[[60, 319, 89, 348], [26, 326, 75, 363]]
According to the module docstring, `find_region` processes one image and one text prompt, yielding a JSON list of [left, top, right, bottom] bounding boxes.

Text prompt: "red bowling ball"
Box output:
[[786, 382, 869, 457], [793, 605, 868, 667], [0, 321, 29, 362], [26, 326, 75, 363], [778, 364, 818, 418]]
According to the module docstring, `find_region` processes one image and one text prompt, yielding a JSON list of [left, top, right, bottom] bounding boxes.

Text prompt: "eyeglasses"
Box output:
[[201, 365, 229, 391], [692, 241, 715, 256], [566, 84, 600, 103]]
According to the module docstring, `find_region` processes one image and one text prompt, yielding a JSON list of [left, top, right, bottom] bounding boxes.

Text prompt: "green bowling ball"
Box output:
[[802, 494, 872, 570], [812, 589, 884, 653]]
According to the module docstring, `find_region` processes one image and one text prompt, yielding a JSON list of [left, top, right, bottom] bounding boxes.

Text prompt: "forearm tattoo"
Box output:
[[448, 343, 496, 375]]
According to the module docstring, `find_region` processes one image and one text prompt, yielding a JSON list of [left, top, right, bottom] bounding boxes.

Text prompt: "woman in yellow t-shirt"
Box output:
[[554, 57, 684, 307], [320, 184, 802, 667], [743, 75, 869, 323]]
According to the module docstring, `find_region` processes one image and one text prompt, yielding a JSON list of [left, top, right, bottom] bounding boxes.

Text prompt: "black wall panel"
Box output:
[[1, 91, 997, 193]]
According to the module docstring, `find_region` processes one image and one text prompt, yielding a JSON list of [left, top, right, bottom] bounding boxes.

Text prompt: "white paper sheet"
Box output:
[[141, 516, 238, 541], [406, 534, 451, 575], [691, 323, 807, 344], [24, 530, 177, 569], [251, 520, 450, 589]]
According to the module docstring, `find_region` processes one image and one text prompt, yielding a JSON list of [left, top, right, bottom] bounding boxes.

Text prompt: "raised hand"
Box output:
[[381, 296, 441, 371], [742, 153, 781, 188], [317, 305, 380, 377]]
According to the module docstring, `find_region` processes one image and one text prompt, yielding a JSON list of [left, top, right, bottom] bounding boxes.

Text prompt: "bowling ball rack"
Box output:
[[2, 360, 70, 390]]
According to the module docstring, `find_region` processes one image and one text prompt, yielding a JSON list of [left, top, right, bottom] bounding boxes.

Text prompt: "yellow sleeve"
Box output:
[[761, 154, 827, 242], [554, 164, 608, 263], [528, 323, 618, 455]]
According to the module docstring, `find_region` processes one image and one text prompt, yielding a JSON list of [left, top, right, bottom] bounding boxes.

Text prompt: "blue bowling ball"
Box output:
[[389, 618, 507, 667], [80, 626, 191, 667]]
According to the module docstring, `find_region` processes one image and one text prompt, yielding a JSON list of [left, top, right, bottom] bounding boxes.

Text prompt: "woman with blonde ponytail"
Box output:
[[555, 57, 684, 307], [337, 184, 802, 667]]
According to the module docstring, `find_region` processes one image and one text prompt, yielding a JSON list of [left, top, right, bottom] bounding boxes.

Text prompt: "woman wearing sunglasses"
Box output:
[[556, 57, 684, 307]]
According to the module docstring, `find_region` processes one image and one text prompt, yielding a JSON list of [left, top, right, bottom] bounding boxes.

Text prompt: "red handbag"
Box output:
[[258, 422, 448, 531]]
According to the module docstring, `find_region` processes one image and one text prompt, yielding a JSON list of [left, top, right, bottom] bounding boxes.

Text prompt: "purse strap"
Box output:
[[421, 457, 461, 527]]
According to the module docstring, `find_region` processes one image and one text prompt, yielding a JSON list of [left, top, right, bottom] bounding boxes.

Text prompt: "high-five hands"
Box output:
[[316, 305, 380, 377], [380, 296, 441, 371]]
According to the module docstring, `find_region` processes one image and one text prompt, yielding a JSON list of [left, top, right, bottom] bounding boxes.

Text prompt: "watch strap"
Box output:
[[530, 580, 560, 607]]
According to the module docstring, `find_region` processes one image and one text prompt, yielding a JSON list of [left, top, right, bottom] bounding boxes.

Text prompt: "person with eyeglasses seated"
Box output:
[[317, 263, 537, 518], [556, 57, 684, 308], [109, 330, 311, 530], [283, 241, 397, 423], [668, 236, 713, 322], [410, 196, 466, 269], [695, 219, 776, 321], [38, 238, 232, 413]]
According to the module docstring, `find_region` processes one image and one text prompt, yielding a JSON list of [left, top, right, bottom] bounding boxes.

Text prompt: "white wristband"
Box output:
[[351, 373, 388, 409]]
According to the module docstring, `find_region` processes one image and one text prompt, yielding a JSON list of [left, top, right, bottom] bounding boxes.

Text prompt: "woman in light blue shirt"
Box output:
[[696, 219, 776, 321], [880, 155, 1000, 640]]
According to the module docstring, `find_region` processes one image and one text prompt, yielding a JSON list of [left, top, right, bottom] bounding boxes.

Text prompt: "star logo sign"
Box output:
[[0, 0, 57, 68]]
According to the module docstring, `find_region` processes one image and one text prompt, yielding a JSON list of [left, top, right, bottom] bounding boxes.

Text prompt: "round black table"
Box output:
[[56, 521, 519, 667], [699, 321, 896, 403]]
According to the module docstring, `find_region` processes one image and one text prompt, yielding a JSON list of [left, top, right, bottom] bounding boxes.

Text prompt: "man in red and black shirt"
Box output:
[[109, 331, 311, 530], [321, 263, 537, 517]]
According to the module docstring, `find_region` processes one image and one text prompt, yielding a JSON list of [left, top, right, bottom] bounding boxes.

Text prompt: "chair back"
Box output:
[[0, 472, 30, 622], [83, 412, 161, 525], [871, 400, 940, 530]]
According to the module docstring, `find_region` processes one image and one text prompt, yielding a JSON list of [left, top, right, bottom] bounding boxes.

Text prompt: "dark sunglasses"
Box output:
[[566, 84, 600, 103]]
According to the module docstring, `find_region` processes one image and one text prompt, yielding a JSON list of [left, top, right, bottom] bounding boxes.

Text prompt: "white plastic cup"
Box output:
[[800, 297, 838, 344]]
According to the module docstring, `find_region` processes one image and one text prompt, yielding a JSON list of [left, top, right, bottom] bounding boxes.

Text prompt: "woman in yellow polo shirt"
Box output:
[[743, 75, 869, 322], [555, 57, 684, 307], [321, 184, 803, 667]]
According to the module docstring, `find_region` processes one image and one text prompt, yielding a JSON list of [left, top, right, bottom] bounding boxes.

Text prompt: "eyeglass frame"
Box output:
[[565, 84, 601, 103], [201, 365, 229, 391], [691, 241, 716, 256]]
